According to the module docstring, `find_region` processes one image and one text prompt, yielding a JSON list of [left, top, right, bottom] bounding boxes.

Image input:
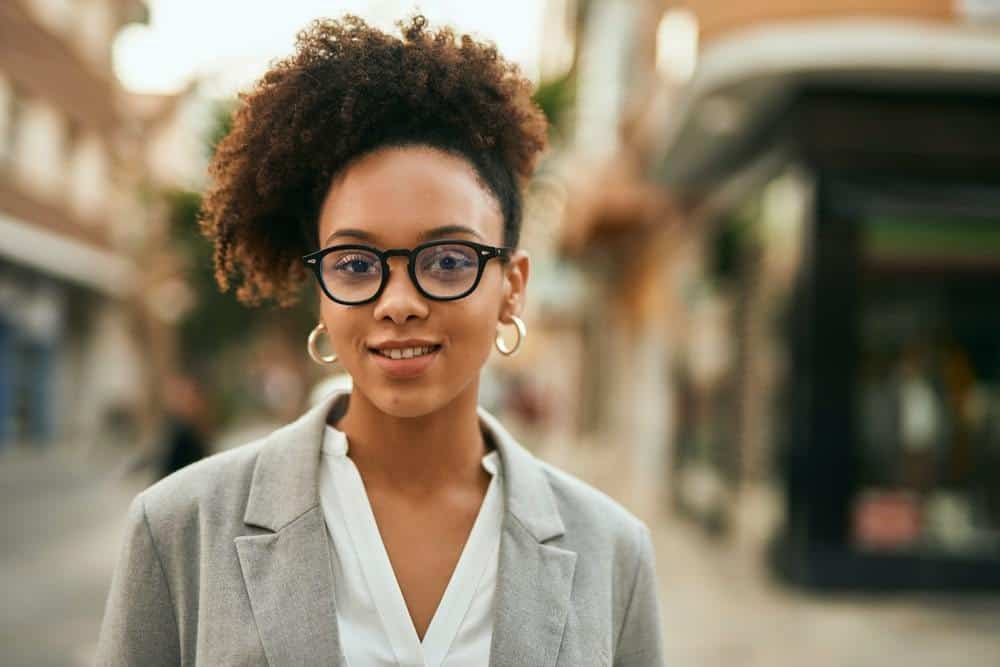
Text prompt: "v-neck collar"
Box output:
[[321, 425, 503, 667], [239, 389, 576, 667]]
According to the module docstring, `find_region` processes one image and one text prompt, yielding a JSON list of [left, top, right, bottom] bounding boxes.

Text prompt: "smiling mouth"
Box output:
[[369, 344, 442, 360]]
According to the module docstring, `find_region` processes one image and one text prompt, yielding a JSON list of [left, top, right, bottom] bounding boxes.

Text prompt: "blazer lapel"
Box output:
[[489, 519, 577, 666], [236, 390, 351, 666], [479, 407, 577, 667], [232, 390, 576, 666], [236, 509, 343, 665]]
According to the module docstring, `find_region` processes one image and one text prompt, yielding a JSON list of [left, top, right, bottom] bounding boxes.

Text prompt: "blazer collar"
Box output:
[[239, 388, 575, 667], [241, 389, 344, 531], [476, 401, 565, 542], [243, 388, 566, 542]]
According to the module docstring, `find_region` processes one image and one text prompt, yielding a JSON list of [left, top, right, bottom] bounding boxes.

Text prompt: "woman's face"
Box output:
[[315, 145, 529, 418]]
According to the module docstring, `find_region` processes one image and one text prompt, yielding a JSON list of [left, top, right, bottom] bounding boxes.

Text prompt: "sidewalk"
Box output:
[[0, 444, 149, 667], [535, 431, 1000, 667]]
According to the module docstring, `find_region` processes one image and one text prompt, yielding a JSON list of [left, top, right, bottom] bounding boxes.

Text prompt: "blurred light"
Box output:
[[655, 8, 699, 83], [698, 94, 744, 135], [958, 0, 1000, 22], [538, 0, 576, 81], [761, 171, 808, 241], [147, 277, 196, 324], [112, 0, 548, 96], [573, 0, 638, 158], [113, 22, 189, 95]]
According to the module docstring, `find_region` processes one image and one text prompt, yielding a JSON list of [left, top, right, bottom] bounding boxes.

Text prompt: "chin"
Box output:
[[363, 382, 455, 419]]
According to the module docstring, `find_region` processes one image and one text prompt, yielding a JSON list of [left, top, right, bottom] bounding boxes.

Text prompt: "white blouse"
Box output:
[[318, 424, 504, 667]]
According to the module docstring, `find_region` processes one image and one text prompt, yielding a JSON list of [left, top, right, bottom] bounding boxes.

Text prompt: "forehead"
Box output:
[[318, 146, 502, 247]]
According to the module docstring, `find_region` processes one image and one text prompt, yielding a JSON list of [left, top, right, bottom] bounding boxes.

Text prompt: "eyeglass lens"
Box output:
[[320, 244, 481, 302]]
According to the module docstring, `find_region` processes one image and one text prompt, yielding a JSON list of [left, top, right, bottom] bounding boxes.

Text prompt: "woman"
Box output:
[[97, 15, 664, 667]]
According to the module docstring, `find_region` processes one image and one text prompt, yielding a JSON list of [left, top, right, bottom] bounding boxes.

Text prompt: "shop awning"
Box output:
[[651, 18, 1000, 187]]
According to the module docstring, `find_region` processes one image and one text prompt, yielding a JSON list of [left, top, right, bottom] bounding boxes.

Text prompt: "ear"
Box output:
[[499, 249, 530, 321]]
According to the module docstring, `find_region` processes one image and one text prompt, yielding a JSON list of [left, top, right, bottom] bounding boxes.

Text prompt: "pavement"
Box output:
[[534, 430, 1000, 667], [2, 427, 999, 666], [0, 444, 148, 667]]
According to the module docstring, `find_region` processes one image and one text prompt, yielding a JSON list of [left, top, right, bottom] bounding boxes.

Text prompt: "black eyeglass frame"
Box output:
[[302, 239, 513, 305]]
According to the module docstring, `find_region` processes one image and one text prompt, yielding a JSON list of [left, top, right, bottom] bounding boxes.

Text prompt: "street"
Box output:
[[538, 432, 1000, 667], [2, 432, 999, 666], [0, 447, 144, 667]]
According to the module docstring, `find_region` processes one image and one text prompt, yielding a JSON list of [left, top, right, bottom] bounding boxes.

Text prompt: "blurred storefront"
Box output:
[[560, 0, 1000, 590], [0, 0, 169, 453]]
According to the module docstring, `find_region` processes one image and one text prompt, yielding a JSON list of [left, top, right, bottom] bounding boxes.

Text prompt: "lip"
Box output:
[[368, 338, 442, 351], [368, 344, 442, 379]]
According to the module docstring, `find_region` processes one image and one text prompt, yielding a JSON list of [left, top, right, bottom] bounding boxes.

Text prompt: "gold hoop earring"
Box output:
[[307, 322, 338, 365], [495, 314, 526, 357]]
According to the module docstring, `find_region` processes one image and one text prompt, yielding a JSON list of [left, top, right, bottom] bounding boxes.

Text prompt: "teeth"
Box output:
[[378, 346, 436, 359]]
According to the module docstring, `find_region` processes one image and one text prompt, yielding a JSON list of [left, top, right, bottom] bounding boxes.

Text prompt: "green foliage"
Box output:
[[533, 70, 576, 140], [161, 99, 315, 422], [163, 188, 256, 371], [711, 198, 761, 282], [205, 98, 235, 159]]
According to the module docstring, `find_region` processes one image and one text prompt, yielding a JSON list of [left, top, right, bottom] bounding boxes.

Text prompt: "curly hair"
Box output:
[[198, 14, 549, 307]]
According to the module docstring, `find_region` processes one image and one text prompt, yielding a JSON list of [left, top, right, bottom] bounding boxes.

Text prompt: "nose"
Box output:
[[371, 255, 430, 324]]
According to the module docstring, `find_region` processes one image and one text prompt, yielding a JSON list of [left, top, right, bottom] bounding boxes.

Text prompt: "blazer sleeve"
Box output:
[[614, 523, 666, 666], [95, 494, 181, 666]]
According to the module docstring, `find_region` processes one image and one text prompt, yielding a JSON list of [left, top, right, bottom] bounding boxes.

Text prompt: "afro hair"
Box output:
[[198, 14, 549, 307]]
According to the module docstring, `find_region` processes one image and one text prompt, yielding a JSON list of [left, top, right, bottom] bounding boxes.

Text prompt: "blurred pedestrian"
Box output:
[[158, 373, 210, 479]]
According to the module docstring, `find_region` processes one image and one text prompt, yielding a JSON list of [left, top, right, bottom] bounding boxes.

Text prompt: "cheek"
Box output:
[[452, 271, 505, 347], [447, 298, 499, 360], [316, 286, 502, 373], [319, 303, 362, 354]]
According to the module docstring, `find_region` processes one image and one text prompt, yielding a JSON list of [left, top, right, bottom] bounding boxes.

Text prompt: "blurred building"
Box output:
[[559, 0, 1000, 590], [0, 0, 171, 453]]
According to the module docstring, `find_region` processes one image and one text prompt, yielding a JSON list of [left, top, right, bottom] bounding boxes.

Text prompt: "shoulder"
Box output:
[[538, 458, 647, 534], [530, 456, 659, 645], [135, 435, 268, 535], [536, 458, 650, 561], [485, 405, 648, 551]]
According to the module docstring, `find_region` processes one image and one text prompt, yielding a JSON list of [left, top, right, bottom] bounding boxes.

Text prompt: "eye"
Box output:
[[331, 253, 379, 275], [421, 247, 476, 273]]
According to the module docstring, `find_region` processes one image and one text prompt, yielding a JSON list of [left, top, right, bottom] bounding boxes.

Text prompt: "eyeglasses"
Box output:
[[302, 239, 512, 305]]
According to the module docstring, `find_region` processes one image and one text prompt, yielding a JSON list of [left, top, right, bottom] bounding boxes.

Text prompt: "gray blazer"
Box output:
[[96, 390, 665, 666]]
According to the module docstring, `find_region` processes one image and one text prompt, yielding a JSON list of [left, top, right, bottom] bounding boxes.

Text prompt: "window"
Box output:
[[854, 210, 1000, 556], [0, 76, 20, 167], [67, 130, 109, 222], [15, 98, 66, 200]]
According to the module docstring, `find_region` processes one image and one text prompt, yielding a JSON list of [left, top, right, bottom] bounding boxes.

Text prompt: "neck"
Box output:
[[332, 382, 490, 495]]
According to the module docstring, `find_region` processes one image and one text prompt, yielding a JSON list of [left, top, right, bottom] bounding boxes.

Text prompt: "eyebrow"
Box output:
[[324, 224, 485, 247]]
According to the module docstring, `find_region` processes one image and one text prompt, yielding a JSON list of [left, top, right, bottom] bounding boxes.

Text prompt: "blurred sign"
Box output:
[[958, 0, 1000, 21], [853, 490, 922, 550]]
